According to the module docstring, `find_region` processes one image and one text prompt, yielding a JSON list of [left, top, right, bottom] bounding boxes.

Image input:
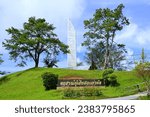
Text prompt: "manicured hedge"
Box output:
[[41, 72, 58, 90], [64, 88, 102, 97]]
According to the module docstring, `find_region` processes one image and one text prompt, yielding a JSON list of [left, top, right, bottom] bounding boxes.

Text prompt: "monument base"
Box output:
[[66, 66, 89, 70]]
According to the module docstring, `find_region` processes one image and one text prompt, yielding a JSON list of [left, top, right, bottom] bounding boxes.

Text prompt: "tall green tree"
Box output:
[[3, 17, 69, 67], [85, 42, 127, 70], [109, 44, 127, 70], [82, 4, 129, 69], [85, 41, 105, 70]]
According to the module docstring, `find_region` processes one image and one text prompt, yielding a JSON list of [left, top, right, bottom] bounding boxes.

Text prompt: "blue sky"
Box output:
[[1, 0, 150, 72]]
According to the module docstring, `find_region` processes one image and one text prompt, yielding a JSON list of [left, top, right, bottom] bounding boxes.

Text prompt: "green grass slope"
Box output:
[[0, 68, 145, 100]]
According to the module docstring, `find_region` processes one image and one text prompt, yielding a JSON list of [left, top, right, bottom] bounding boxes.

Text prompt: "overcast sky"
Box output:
[[1, 0, 150, 72]]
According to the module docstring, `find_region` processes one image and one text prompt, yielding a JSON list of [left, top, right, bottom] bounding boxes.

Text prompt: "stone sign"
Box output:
[[57, 79, 104, 87]]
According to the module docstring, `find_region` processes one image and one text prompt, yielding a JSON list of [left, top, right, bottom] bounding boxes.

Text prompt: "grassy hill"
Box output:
[[0, 67, 145, 100]]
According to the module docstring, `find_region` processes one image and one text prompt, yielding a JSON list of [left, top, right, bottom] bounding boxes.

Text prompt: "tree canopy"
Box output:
[[3, 17, 69, 67], [85, 42, 127, 70], [82, 4, 129, 69]]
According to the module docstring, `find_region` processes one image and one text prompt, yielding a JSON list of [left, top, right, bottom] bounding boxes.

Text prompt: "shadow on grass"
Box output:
[[0, 76, 10, 85]]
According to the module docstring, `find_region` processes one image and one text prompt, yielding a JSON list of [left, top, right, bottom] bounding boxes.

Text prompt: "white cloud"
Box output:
[[136, 29, 150, 45], [116, 23, 138, 40], [0, 0, 86, 70], [127, 48, 134, 56], [115, 22, 150, 50], [0, 0, 86, 19], [90, 0, 150, 7], [77, 45, 86, 53], [0, 0, 86, 47]]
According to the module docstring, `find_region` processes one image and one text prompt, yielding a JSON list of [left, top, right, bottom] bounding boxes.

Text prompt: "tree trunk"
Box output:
[[104, 38, 109, 69], [34, 54, 40, 68], [35, 60, 39, 68], [109, 35, 115, 69]]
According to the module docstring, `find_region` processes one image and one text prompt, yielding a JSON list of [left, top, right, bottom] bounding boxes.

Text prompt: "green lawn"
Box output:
[[0, 67, 145, 100]]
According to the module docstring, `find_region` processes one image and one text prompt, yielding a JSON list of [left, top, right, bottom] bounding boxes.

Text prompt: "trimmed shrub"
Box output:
[[63, 88, 76, 97], [83, 88, 93, 96], [102, 69, 119, 87], [63, 88, 102, 98], [41, 72, 58, 90], [102, 68, 114, 78], [102, 78, 110, 86], [109, 74, 118, 86]]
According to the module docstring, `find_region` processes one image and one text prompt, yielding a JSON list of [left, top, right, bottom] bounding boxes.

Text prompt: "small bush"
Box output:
[[102, 78, 110, 86], [41, 72, 58, 90], [63, 88, 76, 97], [83, 88, 93, 96], [102, 68, 114, 78], [102, 69, 119, 87], [75, 90, 82, 97], [109, 74, 118, 86], [63, 88, 102, 98], [135, 62, 150, 96]]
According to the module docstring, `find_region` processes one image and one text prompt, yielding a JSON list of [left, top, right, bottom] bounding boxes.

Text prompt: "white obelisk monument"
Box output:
[[67, 19, 77, 69]]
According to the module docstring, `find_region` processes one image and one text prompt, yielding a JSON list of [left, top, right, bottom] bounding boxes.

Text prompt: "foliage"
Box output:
[[102, 68, 114, 78], [102, 69, 119, 87], [0, 54, 3, 64], [138, 96, 150, 100], [41, 72, 58, 90], [141, 48, 146, 63], [77, 62, 83, 67], [83, 88, 102, 96], [0, 71, 8, 75], [0, 68, 144, 99], [135, 62, 150, 96], [135, 62, 150, 79], [63, 88, 102, 98], [3, 17, 69, 68], [0, 54, 4, 75], [109, 44, 127, 70], [140, 48, 148, 64], [85, 42, 127, 70], [85, 42, 105, 70], [109, 74, 118, 86], [88, 58, 98, 70], [82, 4, 129, 69], [43, 55, 58, 68]]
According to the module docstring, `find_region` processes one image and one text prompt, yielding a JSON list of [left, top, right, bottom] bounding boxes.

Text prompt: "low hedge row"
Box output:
[[63, 88, 102, 97]]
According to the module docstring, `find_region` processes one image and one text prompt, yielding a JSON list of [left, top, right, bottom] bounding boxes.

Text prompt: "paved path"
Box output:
[[103, 91, 147, 100]]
